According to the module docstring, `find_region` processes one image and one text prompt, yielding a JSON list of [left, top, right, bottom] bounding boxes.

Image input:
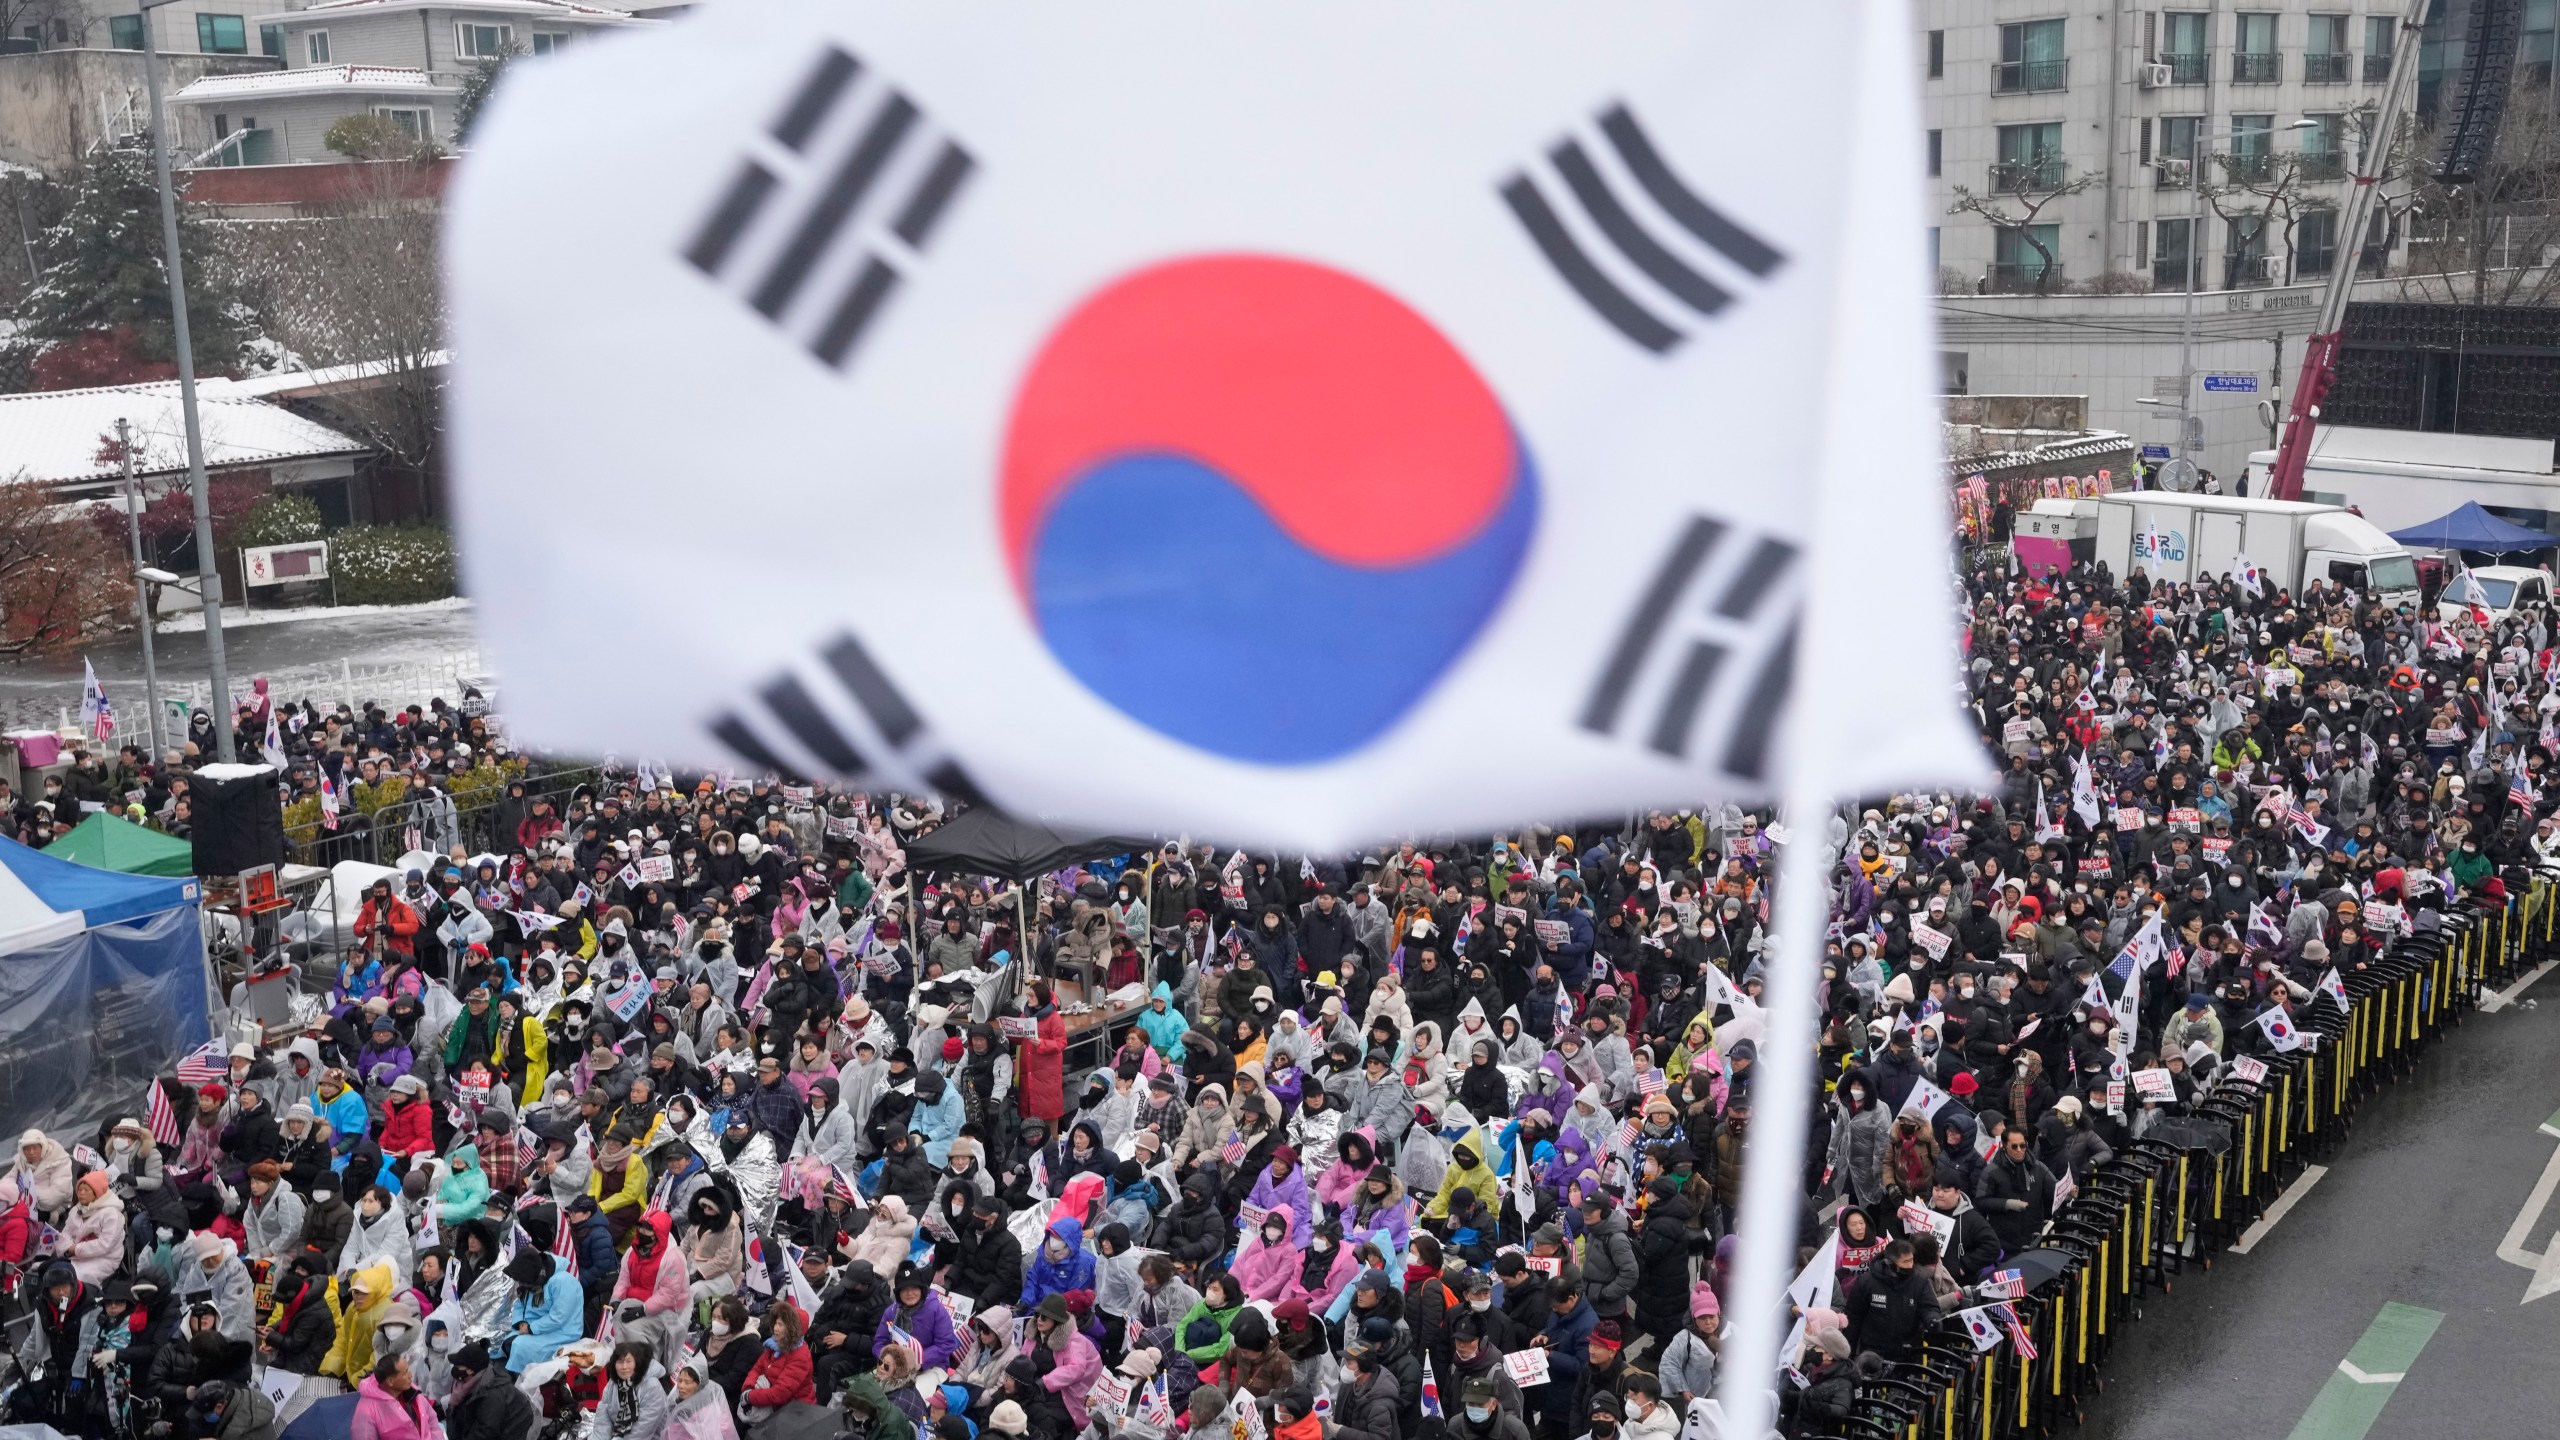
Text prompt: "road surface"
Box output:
[[2083, 963, 2560, 1440]]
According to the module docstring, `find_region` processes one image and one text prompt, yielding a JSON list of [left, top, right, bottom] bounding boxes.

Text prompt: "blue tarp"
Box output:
[[0, 834, 206, 1140], [2386, 501, 2560, 553]]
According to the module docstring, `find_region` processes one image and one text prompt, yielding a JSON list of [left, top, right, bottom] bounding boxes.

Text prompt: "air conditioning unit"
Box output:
[[2252, 255, 2282, 280], [2139, 62, 2175, 88], [2157, 157, 2193, 184]]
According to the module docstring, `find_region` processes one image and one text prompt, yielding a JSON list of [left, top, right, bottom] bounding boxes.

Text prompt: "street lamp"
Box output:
[[134, 0, 234, 762], [2170, 117, 2320, 473], [114, 417, 167, 763]]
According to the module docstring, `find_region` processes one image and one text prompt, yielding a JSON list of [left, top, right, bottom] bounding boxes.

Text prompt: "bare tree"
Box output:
[[2392, 77, 2560, 306], [0, 0, 97, 50], [221, 158, 445, 471], [1946, 150, 2101, 295], [2198, 143, 2325, 287]]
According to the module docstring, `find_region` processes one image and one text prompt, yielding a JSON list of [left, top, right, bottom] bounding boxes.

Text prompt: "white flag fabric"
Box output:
[[2232, 553, 2262, 599], [445, 0, 1987, 848], [1896, 1075, 1950, 1125], [2070, 751, 2102, 828], [2452, 566, 2491, 610], [79, 659, 111, 742], [2317, 967, 2350, 1012], [2254, 1006, 2305, 1052]]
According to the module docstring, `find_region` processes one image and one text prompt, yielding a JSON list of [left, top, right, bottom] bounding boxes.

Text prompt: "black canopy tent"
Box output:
[[902, 808, 1155, 883], [903, 809, 1154, 1011]]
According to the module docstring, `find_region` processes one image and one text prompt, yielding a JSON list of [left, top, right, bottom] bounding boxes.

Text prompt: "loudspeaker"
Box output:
[[190, 765, 286, 877], [2435, 0, 2525, 184]]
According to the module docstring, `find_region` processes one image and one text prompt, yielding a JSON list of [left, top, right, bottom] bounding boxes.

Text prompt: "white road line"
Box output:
[[2231, 1164, 2330, 1254], [2528, 1232, 2560, 1305], [2481, 960, 2556, 1013], [2337, 1361, 2406, 1385], [2497, 1142, 2560, 1271]]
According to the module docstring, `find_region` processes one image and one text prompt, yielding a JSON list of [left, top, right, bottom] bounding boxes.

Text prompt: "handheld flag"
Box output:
[[173, 1039, 227, 1085], [2317, 968, 2350, 1012], [1957, 1305, 2004, 1352], [1995, 1302, 2037, 1360], [443, 2, 1990, 850], [1418, 1355, 1443, 1421], [144, 1080, 180, 1148], [80, 658, 113, 741], [2070, 751, 2102, 828], [2452, 565, 2492, 622], [2232, 552, 2262, 599], [2252, 1006, 2305, 1053], [1895, 1075, 1950, 1125]]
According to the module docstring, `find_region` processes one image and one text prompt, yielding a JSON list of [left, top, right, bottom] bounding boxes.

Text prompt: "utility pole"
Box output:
[[116, 418, 168, 765], [137, 0, 234, 761]]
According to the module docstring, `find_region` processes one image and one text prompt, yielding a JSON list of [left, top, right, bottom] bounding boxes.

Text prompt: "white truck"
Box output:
[[2242, 426, 2560, 539], [2022, 492, 2421, 607]]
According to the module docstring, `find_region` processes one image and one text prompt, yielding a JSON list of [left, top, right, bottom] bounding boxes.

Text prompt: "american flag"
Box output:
[[551, 1207, 580, 1278], [144, 1080, 179, 1147], [2513, 771, 2538, 810], [516, 1130, 539, 1172], [1613, 1116, 1643, 1152], [1637, 1070, 1666, 1099], [173, 1039, 228, 1085], [1996, 1302, 2038, 1359]]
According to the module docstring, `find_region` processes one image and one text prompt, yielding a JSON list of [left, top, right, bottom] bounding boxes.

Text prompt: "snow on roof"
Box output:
[[278, 0, 646, 22], [0, 379, 368, 488], [174, 65, 451, 104], [222, 352, 451, 400]]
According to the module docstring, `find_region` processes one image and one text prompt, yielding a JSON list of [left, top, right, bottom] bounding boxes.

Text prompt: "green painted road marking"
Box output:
[[2284, 1303, 2443, 1440]]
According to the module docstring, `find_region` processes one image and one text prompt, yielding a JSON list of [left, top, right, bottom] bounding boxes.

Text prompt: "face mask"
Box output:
[[1045, 1239, 1069, 1261], [1469, 1297, 1491, 1312], [1466, 1407, 1494, 1424], [1312, 1237, 1333, 1253], [711, 1321, 732, 1336]]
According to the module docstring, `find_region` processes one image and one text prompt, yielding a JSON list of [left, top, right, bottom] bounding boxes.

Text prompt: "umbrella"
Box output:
[[279, 1395, 360, 1440], [2145, 1114, 2232, 1153]]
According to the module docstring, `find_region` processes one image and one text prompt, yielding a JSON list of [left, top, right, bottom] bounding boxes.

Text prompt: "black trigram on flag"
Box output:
[[1579, 516, 1799, 780], [709, 632, 988, 805], [684, 45, 976, 371], [1501, 102, 1786, 355]]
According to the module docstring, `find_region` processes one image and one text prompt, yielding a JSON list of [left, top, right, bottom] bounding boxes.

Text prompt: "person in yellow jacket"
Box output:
[[1666, 1011, 1716, 1084], [319, 1260, 395, 1380], [495, 991, 549, 1106], [588, 1136, 652, 1246], [1423, 1125, 1499, 1221]]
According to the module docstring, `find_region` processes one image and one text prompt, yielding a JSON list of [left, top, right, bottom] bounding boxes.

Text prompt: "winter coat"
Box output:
[[1016, 1007, 1067, 1122], [1576, 1209, 1639, 1320], [1632, 1194, 1698, 1330], [349, 1376, 445, 1440], [62, 1193, 127, 1283], [1330, 1368, 1403, 1440], [741, 1338, 814, 1409], [874, 1290, 960, 1370], [1018, 1216, 1098, 1312], [1824, 1095, 1892, 1208]]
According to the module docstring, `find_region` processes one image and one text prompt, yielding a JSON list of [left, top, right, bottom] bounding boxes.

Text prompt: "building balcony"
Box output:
[[2364, 53, 2392, 83], [2221, 150, 2275, 183], [2231, 51, 2282, 83], [1985, 262, 2063, 293], [2303, 52, 2350, 82], [2299, 150, 2349, 181], [2163, 53, 2209, 84], [1990, 159, 2068, 192], [2152, 258, 2197, 290], [1994, 58, 2068, 94]]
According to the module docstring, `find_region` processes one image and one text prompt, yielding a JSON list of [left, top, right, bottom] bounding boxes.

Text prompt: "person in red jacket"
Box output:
[[741, 1300, 815, 1419], [354, 880, 421, 962], [378, 1077, 436, 1164], [1014, 981, 1067, 1127]]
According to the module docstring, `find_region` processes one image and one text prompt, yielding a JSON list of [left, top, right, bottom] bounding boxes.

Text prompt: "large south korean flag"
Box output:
[[446, 0, 1990, 847]]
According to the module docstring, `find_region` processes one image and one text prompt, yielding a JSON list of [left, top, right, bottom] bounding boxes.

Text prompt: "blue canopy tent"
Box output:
[[2386, 501, 2560, 554], [0, 834, 206, 1140]]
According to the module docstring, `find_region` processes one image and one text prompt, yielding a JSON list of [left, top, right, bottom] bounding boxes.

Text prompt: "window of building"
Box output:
[[196, 13, 247, 54], [1996, 19, 2068, 92], [307, 29, 329, 63], [258, 22, 283, 56], [2305, 14, 2350, 79], [2158, 114, 2202, 185], [2524, 0, 2556, 85], [2302, 111, 2347, 177], [2154, 215, 2196, 289], [108, 14, 141, 48], [1993, 121, 2065, 190], [376, 105, 433, 140], [2296, 207, 2339, 275], [2163, 12, 2210, 82], [2227, 211, 2272, 284], [2228, 113, 2274, 180], [2365, 14, 2397, 81], [1928, 28, 1944, 78], [48, 17, 65, 43], [530, 30, 568, 54], [1992, 225, 2063, 289], [2233, 12, 2279, 81], [1928, 129, 1942, 176], [455, 21, 512, 58]]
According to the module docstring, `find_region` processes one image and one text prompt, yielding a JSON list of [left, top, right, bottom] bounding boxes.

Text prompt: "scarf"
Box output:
[[608, 1375, 642, 1436]]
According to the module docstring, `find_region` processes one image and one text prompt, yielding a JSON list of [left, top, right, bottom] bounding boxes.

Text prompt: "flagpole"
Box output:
[[116, 418, 167, 764], [1714, 784, 1841, 1440]]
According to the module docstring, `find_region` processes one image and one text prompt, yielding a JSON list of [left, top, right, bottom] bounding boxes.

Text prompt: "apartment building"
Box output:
[[1919, 0, 2552, 295]]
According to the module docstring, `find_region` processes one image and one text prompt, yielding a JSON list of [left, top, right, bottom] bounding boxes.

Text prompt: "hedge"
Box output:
[[230, 493, 324, 552], [332, 525, 457, 606]]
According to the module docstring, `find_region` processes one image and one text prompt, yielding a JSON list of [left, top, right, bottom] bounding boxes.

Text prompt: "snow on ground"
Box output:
[[154, 594, 473, 633]]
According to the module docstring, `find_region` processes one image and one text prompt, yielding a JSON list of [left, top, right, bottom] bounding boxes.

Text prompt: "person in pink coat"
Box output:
[[1312, 1127, 1377, 1215], [612, 1209, 692, 1370], [350, 1356, 445, 1440], [1231, 1211, 1303, 1302], [1028, 1292, 1102, 1430]]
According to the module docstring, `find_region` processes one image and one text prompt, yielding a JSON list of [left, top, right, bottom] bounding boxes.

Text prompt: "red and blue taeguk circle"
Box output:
[[1000, 255, 1539, 764]]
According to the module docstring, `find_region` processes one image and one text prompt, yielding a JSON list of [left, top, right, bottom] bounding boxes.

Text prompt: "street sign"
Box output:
[[2140, 444, 2172, 460], [241, 541, 329, 587], [2203, 374, 2261, 393]]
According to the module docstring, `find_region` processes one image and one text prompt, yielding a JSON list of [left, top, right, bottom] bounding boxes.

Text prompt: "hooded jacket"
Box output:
[[1018, 1216, 1097, 1312]]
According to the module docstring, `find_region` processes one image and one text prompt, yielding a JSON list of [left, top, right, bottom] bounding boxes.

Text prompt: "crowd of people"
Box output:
[[0, 534, 2547, 1440]]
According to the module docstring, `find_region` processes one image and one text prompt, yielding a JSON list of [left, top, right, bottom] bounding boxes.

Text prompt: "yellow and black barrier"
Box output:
[[1814, 885, 2532, 1440]]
